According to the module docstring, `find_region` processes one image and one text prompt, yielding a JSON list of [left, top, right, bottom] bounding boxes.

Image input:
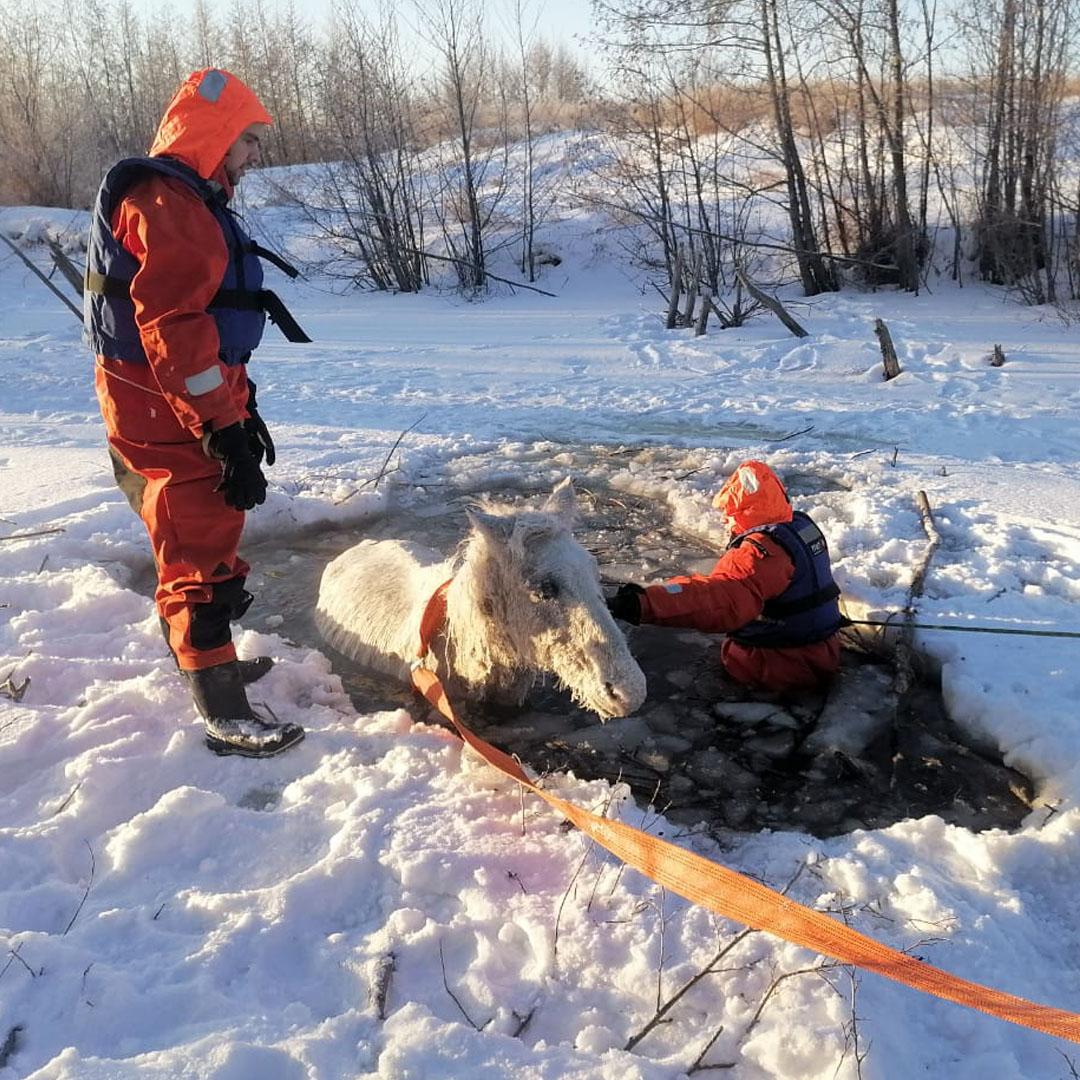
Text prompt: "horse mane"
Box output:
[[442, 504, 563, 696]]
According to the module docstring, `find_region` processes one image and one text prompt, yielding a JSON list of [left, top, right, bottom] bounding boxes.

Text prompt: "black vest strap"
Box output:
[[207, 288, 261, 311], [209, 288, 312, 343], [250, 242, 301, 279], [259, 289, 312, 342], [762, 582, 841, 619]]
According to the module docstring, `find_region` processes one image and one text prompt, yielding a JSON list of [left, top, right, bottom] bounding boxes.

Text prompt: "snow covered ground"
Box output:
[[2, 179, 1080, 1079]]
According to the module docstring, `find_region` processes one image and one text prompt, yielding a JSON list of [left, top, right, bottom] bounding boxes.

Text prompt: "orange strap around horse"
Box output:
[[410, 581, 1080, 1044]]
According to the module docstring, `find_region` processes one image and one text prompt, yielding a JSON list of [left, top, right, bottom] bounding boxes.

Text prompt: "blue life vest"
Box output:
[[727, 511, 842, 648], [84, 155, 308, 366]]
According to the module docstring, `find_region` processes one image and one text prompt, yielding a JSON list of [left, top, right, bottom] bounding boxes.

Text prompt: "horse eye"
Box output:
[[533, 577, 560, 601]]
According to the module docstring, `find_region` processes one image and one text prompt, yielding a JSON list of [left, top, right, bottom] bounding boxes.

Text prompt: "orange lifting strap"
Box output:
[[410, 582, 1080, 1044]]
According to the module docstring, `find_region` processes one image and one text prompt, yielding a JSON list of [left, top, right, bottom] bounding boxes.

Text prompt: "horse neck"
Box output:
[[444, 541, 523, 687]]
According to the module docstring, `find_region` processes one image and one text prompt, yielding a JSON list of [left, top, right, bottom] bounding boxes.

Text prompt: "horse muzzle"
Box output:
[[590, 663, 647, 719]]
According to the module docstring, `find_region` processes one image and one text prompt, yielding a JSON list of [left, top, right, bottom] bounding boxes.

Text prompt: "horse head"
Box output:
[[460, 478, 647, 719]]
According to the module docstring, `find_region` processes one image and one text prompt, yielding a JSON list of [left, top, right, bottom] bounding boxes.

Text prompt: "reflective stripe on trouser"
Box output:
[[107, 438, 249, 671]]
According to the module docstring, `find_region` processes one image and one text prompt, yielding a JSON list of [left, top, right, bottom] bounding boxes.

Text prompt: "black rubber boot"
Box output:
[[236, 655, 275, 684], [185, 661, 305, 758], [160, 617, 273, 684]]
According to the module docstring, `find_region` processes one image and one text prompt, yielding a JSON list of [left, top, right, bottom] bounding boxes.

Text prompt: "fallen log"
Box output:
[[735, 268, 808, 337]]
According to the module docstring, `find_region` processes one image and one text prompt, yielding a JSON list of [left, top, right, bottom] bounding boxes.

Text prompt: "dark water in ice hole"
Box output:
[[177, 470, 1032, 839]]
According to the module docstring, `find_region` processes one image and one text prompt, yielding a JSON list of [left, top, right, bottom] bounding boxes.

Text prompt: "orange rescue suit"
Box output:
[[640, 535, 841, 691], [640, 460, 841, 691], [93, 70, 272, 670]]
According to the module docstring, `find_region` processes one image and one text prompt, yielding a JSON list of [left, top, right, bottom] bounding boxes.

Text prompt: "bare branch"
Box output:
[[0, 527, 65, 543], [438, 939, 489, 1030], [62, 840, 95, 936]]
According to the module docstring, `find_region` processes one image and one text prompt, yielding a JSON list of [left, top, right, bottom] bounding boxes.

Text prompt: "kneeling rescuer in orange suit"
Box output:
[[85, 69, 310, 757], [607, 460, 842, 693]]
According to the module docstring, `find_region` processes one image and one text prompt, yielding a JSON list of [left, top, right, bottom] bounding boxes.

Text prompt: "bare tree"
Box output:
[[300, 1, 428, 292], [0, 0, 78, 205], [798, 0, 924, 290], [192, 0, 222, 70], [414, 0, 508, 292], [760, 0, 837, 293], [577, 57, 681, 288], [963, 0, 1074, 302], [591, 0, 837, 295], [508, 0, 541, 280]]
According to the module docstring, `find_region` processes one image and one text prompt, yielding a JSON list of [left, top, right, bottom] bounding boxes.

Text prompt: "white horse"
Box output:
[[315, 479, 647, 719]]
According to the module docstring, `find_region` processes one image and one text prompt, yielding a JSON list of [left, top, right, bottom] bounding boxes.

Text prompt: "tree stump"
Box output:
[[874, 318, 902, 380]]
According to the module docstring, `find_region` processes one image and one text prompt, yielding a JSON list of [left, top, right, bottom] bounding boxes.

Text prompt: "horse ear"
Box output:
[[543, 477, 577, 522], [466, 508, 515, 545]]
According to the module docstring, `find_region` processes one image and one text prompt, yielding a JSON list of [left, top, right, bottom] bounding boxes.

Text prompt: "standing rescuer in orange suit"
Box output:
[[85, 68, 309, 756], [607, 460, 842, 693]]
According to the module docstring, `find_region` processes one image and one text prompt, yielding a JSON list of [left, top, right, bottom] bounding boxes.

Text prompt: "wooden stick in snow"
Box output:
[[370, 953, 395, 1020], [405, 248, 557, 297], [0, 527, 65, 543], [908, 490, 941, 605], [891, 490, 942, 710], [681, 252, 700, 327], [0, 232, 82, 320], [46, 240, 84, 298]]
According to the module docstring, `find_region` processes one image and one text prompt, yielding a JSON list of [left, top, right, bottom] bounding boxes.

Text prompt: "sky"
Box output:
[[2, 135, 1080, 1076], [130, 0, 597, 54]]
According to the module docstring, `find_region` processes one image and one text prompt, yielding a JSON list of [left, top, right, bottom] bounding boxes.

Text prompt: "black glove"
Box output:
[[607, 582, 645, 625], [208, 422, 267, 511], [244, 379, 276, 467]]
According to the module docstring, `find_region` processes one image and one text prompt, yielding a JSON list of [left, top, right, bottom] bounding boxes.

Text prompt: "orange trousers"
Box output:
[[720, 635, 841, 692], [96, 363, 249, 671]]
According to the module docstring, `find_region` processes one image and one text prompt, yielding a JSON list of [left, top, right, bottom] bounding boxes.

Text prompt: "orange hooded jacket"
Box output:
[[94, 68, 272, 443], [641, 461, 841, 691]]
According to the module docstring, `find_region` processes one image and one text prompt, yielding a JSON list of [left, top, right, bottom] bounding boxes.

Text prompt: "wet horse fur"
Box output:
[[315, 479, 647, 718]]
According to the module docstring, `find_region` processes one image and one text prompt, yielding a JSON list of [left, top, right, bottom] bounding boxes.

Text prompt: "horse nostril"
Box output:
[[604, 682, 618, 698]]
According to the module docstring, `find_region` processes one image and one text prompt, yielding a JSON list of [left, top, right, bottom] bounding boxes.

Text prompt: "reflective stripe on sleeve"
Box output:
[[184, 366, 224, 396]]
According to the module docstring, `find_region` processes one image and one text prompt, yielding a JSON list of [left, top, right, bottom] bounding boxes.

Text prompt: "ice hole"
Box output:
[[233, 467, 1032, 840]]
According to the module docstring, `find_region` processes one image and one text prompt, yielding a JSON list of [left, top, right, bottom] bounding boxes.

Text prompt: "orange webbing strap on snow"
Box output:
[[409, 589, 1080, 1043]]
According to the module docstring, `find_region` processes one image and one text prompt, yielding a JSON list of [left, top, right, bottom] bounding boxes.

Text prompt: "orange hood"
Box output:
[[149, 68, 271, 181], [711, 460, 793, 534]]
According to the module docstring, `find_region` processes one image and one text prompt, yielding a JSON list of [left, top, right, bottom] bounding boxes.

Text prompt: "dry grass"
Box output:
[[603, 74, 1054, 145]]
